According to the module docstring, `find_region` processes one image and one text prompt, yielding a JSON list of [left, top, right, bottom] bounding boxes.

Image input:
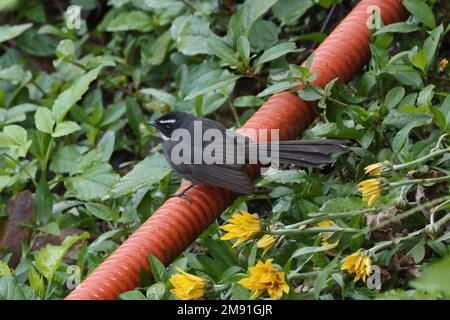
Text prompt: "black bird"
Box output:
[[150, 111, 345, 199]]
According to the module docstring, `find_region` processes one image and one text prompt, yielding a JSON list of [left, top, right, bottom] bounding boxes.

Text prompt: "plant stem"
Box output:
[[271, 226, 361, 235], [393, 147, 450, 171], [283, 209, 374, 229], [389, 175, 450, 188], [370, 195, 450, 231], [368, 229, 424, 254]]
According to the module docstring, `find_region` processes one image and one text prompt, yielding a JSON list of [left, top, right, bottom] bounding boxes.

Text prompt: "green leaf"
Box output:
[[291, 246, 330, 259], [143, 30, 172, 66], [254, 42, 297, 66], [52, 67, 102, 123], [0, 23, 33, 44], [203, 238, 239, 269], [417, 84, 435, 108], [110, 153, 171, 197], [257, 81, 298, 97], [126, 96, 144, 139], [52, 121, 81, 137], [140, 88, 177, 108], [50, 145, 81, 174], [402, 0, 436, 29], [34, 107, 55, 134], [228, 0, 278, 41], [55, 39, 75, 61], [440, 95, 450, 130], [207, 37, 239, 66], [272, 0, 314, 26], [314, 255, 340, 299], [119, 290, 148, 300], [85, 203, 120, 221], [184, 74, 241, 101], [0, 276, 25, 300], [28, 266, 45, 299], [35, 232, 89, 281], [385, 87, 405, 110], [65, 162, 119, 201], [233, 95, 265, 107], [34, 175, 53, 225], [148, 254, 166, 283], [408, 238, 425, 264], [410, 256, 450, 296], [0, 125, 31, 158], [106, 10, 153, 32], [373, 22, 421, 36], [0, 260, 12, 276], [237, 36, 250, 63]]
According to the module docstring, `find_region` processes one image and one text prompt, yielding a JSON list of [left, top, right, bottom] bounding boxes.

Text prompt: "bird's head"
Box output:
[[149, 111, 192, 140]]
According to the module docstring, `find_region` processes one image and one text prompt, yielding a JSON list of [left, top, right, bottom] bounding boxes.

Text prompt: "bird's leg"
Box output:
[[173, 183, 196, 203]]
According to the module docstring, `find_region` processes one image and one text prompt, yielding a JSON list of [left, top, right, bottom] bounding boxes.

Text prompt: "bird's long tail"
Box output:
[[269, 139, 347, 167]]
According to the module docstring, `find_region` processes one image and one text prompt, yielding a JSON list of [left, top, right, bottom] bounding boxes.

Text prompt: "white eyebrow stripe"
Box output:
[[159, 119, 176, 124]]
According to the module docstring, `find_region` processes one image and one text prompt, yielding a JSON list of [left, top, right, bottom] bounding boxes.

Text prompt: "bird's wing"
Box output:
[[190, 163, 254, 194]]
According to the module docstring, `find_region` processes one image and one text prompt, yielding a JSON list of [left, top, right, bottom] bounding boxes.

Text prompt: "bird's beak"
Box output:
[[148, 120, 157, 128]]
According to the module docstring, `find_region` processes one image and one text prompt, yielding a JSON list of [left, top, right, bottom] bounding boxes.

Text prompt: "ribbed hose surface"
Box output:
[[66, 0, 406, 300]]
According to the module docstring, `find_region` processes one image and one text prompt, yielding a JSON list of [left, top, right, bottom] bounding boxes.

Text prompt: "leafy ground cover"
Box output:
[[0, 0, 449, 300]]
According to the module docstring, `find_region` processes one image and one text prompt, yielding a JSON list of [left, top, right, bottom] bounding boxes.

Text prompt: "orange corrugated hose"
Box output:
[[66, 0, 406, 300]]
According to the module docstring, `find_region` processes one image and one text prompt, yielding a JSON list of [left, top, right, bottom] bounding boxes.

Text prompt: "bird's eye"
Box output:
[[165, 125, 170, 130]]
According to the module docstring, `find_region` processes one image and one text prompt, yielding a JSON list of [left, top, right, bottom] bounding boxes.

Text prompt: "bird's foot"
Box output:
[[173, 191, 192, 204]]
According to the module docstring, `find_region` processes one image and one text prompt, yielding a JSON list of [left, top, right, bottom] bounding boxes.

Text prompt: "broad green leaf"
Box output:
[[257, 81, 298, 97], [373, 22, 421, 36], [110, 153, 171, 197], [233, 95, 264, 107], [184, 74, 241, 101], [85, 203, 120, 221], [385, 87, 405, 110], [35, 232, 89, 281], [34, 175, 52, 225], [228, 0, 278, 41], [272, 0, 314, 26], [254, 42, 297, 66], [140, 88, 177, 107], [52, 67, 102, 123], [237, 36, 250, 63], [55, 39, 75, 60], [52, 121, 81, 137], [314, 255, 340, 299], [119, 290, 147, 300], [0, 260, 12, 276], [34, 107, 55, 134], [148, 254, 166, 283], [0, 276, 25, 300], [28, 266, 45, 299], [207, 37, 239, 66], [125, 97, 143, 139], [65, 162, 119, 201], [291, 246, 330, 259], [402, 0, 436, 29], [410, 256, 450, 296], [0, 125, 31, 158], [50, 145, 81, 174], [106, 11, 153, 32], [441, 95, 450, 130], [417, 84, 435, 108], [0, 23, 33, 44]]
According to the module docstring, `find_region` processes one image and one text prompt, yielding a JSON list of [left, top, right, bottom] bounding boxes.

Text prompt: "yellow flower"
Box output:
[[357, 178, 386, 207], [219, 211, 261, 247], [364, 161, 392, 176], [317, 220, 338, 247], [257, 235, 278, 256], [341, 250, 372, 283], [239, 259, 289, 300], [169, 268, 207, 300], [439, 58, 448, 72]]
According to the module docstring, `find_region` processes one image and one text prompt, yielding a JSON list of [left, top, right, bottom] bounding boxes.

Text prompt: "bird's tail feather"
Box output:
[[275, 139, 346, 167]]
